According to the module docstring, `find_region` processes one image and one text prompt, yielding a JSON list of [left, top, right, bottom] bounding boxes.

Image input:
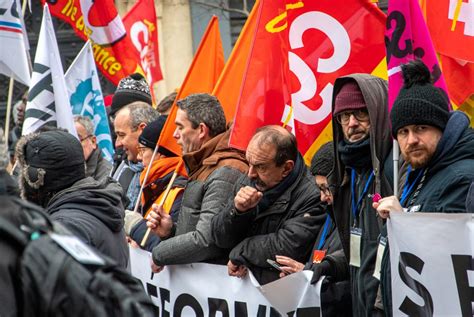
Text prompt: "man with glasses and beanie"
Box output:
[[74, 116, 112, 181], [275, 141, 351, 316], [330, 74, 393, 316]]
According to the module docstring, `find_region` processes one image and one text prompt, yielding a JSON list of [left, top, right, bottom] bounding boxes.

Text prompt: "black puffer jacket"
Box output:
[[46, 177, 129, 268], [212, 155, 326, 285]]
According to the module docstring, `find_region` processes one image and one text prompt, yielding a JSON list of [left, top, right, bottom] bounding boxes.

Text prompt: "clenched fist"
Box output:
[[234, 186, 263, 213]]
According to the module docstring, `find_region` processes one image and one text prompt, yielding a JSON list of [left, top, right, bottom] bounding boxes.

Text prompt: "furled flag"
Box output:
[[230, 0, 387, 163], [158, 16, 225, 156], [212, 0, 260, 123], [424, 0, 474, 119], [43, 0, 139, 86], [0, 0, 30, 85], [123, 0, 163, 91], [65, 41, 115, 162], [385, 0, 450, 111], [22, 4, 77, 137]]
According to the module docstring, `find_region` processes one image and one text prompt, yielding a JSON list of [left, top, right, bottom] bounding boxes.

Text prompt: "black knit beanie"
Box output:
[[17, 130, 85, 193], [138, 116, 177, 157], [310, 141, 334, 176], [110, 73, 152, 117], [391, 60, 450, 137]]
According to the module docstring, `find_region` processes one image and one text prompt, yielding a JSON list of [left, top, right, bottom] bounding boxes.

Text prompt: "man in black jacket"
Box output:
[[211, 125, 326, 285], [15, 130, 129, 268]]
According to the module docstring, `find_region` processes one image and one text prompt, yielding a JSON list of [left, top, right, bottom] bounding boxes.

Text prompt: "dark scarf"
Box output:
[[256, 154, 304, 212], [338, 137, 371, 169]]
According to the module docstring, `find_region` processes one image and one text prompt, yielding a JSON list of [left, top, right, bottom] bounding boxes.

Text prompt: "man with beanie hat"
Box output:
[[125, 115, 187, 251], [330, 74, 392, 317], [113, 102, 159, 210], [374, 60, 474, 315], [15, 130, 129, 268], [276, 141, 352, 316]]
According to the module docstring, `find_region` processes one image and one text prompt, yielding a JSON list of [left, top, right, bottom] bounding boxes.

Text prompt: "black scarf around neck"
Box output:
[[338, 137, 372, 169], [256, 154, 304, 213]]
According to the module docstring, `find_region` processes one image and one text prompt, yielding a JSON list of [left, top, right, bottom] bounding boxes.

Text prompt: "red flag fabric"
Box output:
[[424, 0, 474, 109], [44, 0, 139, 85], [230, 0, 387, 162], [157, 16, 225, 156], [425, 0, 474, 63], [123, 0, 163, 88]]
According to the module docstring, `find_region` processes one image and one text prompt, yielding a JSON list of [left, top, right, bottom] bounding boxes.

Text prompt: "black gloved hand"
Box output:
[[310, 260, 332, 284]]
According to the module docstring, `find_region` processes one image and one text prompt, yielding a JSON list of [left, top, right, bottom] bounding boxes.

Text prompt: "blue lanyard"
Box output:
[[317, 214, 331, 250], [351, 169, 375, 221], [400, 166, 424, 207]]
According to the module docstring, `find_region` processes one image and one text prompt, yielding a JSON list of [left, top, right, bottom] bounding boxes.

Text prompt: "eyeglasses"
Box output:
[[318, 184, 335, 195], [137, 145, 148, 156], [79, 135, 93, 143], [336, 109, 369, 125]]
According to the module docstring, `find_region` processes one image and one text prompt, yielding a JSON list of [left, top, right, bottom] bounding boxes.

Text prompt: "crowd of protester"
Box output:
[[1, 60, 473, 316]]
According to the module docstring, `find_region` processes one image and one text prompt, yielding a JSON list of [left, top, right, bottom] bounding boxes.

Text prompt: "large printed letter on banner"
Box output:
[[230, 0, 386, 163], [130, 247, 323, 316], [388, 212, 474, 316], [43, 0, 139, 86], [23, 4, 77, 137], [65, 42, 115, 162], [123, 0, 163, 89], [0, 0, 30, 85]]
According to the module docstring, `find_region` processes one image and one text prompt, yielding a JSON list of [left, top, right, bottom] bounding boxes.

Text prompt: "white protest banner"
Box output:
[[388, 212, 474, 316], [129, 246, 322, 317]]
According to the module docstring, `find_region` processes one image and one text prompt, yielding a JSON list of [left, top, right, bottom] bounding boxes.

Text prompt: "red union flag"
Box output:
[[123, 0, 163, 87], [44, 0, 139, 85], [230, 0, 386, 162]]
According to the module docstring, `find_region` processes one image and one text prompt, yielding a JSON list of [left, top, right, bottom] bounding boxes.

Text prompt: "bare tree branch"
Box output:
[[191, 0, 250, 17]]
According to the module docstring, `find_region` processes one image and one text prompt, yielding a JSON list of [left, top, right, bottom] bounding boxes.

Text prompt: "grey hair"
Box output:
[[124, 101, 159, 130], [176, 93, 226, 137], [0, 127, 8, 170], [253, 125, 298, 166], [74, 115, 95, 136]]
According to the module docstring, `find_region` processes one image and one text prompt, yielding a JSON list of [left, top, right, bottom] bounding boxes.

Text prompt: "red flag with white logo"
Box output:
[[230, 0, 386, 162], [123, 0, 163, 87]]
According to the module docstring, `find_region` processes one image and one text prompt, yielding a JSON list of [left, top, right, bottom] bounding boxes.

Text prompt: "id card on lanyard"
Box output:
[[349, 170, 374, 268], [373, 236, 387, 280], [350, 227, 363, 267]]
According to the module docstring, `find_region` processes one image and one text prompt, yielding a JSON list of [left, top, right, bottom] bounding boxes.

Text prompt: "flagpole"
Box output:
[[393, 139, 399, 197], [4, 78, 15, 150], [132, 142, 160, 213], [140, 160, 182, 247]]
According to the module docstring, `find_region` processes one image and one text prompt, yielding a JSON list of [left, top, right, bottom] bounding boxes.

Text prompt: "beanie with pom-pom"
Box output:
[[390, 60, 450, 137]]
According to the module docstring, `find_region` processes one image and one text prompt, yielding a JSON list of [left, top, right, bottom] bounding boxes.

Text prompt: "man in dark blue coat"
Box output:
[[374, 60, 474, 315]]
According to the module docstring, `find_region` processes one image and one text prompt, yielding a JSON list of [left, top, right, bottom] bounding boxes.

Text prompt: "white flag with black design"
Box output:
[[22, 4, 77, 137]]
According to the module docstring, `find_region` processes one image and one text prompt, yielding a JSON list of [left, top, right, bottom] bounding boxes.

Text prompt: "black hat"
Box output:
[[138, 116, 177, 157], [391, 60, 450, 137], [310, 141, 334, 176], [17, 130, 85, 193], [110, 73, 152, 117]]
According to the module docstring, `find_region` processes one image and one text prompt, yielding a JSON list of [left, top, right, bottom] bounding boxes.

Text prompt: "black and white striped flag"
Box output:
[[22, 4, 76, 137]]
